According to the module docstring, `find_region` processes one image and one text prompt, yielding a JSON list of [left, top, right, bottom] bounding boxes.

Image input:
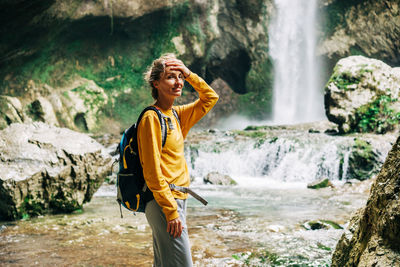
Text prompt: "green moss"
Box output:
[[329, 71, 360, 91], [307, 178, 331, 189], [18, 195, 46, 219], [355, 94, 399, 134], [317, 243, 332, 251], [49, 193, 82, 213], [185, 15, 205, 41], [320, 220, 343, 230], [234, 130, 267, 139], [238, 58, 274, 119]]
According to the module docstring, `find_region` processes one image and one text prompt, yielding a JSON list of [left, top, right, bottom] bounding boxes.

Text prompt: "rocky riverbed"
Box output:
[[0, 177, 376, 266]]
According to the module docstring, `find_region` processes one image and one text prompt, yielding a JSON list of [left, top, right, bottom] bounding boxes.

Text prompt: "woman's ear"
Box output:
[[152, 80, 159, 89]]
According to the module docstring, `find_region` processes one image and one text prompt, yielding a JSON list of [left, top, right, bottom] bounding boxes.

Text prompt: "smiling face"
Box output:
[[153, 67, 184, 101]]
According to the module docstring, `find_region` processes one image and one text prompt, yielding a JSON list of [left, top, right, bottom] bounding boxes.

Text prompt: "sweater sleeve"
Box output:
[[137, 112, 179, 221], [176, 72, 219, 138]]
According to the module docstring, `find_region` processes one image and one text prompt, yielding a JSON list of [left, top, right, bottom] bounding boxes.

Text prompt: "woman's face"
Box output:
[[153, 67, 184, 100]]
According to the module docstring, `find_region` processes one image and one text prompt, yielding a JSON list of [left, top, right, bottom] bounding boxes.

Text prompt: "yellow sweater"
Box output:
[[137, 73, 219, 221]]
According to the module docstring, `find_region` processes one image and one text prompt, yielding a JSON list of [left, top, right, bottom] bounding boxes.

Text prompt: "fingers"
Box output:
[[167, 218, 183, 238], [164, 59, 191, 78]]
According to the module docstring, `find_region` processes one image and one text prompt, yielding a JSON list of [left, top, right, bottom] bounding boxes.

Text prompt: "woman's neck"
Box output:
[[155, 98, 174, 110]]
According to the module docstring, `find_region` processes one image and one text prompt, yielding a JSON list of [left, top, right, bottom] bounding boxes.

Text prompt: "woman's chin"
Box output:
[[172, 91, 182, 97]]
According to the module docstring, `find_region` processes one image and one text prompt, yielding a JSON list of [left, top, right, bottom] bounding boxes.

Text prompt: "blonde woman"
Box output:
[[138, 53, 218, 266]]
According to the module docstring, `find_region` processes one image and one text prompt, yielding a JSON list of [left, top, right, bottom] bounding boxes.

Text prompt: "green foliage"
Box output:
[[18, 195, 46, 219], [356, 94, 400, 134], [329, 71, 360, 91]]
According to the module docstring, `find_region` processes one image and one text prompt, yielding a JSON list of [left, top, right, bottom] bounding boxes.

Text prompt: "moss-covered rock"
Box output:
[[303, 220, 343, 230], [307, 178, 333, 189], [324, 55, 400, 134], [346, 138, 383, 180]]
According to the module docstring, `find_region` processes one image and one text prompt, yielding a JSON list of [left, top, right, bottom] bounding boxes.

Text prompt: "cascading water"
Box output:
[[186, 131, 391, 186], [269, 0, 324, 123]]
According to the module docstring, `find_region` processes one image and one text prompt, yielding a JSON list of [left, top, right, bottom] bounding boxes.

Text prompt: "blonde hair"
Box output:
[[144, 53, 177, 100]]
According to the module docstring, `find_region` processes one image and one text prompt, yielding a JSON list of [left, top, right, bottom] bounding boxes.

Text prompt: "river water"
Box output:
[[0, 125, 396, 266]]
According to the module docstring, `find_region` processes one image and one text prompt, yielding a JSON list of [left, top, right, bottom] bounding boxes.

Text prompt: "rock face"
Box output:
[[0, 0, 274, 129], [0, 96, 24, 129], [331, 136, 400, 266], [0, 122, 112, 220], [0, 78, 108, 132], [320, 0, 400, 68], [325, 56, 400, 133]]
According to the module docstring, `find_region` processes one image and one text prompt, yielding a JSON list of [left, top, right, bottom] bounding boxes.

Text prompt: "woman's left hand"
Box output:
[[165, 59, 191, 79]]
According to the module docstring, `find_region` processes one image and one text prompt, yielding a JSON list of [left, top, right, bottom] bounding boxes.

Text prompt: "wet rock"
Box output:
[[303, 220, 343, 230], [324, 56, 400, 134], [332, 136, 400, 266], [203, 172, 237, 186], [0, 122, 112, 221], [307, 178, 334, 189]]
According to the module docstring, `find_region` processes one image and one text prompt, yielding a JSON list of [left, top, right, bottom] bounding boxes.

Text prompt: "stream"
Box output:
[[0, 123, 396, 266]]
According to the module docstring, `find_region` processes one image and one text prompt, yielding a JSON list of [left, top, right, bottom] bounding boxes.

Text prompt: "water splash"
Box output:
[[269, 0, 324, 123]]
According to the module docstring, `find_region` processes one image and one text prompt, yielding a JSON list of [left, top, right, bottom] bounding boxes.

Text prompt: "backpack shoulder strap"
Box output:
[[172, 108, 180, 126], [137, 106, 168, 147]]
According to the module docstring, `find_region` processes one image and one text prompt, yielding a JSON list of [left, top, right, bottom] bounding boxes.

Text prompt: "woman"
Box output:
[[137, 53, 219, 266]]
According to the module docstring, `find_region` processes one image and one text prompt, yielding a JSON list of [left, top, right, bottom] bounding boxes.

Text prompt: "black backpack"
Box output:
[[116, 106, 180, 217]]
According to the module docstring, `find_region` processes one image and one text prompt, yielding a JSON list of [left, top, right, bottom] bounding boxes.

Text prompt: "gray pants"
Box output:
[[145, 199, 193, 267]]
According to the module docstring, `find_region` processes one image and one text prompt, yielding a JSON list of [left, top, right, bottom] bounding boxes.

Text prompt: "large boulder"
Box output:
[[331, 136, 400, 266], [0, 122, 112, 220], [325, 56, 400, 134]]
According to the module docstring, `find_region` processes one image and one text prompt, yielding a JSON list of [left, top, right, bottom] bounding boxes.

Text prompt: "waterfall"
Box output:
[[269, 0, 324, 123]]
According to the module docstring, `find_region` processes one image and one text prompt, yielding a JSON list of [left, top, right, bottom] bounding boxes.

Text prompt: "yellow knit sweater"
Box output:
[[137, 73, 219, 221]]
